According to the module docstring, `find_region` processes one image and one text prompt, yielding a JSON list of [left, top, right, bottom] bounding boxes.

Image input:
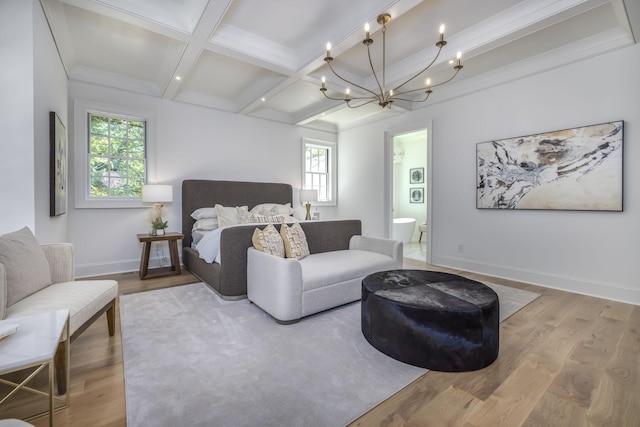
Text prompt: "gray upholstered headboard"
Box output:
[[181, 179, 293, 248]]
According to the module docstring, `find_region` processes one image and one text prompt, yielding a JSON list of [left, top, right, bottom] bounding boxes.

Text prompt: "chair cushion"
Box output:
[[0, 227, 52, 315], [5, 279, 118, 337], [299, 249, 398, 292]]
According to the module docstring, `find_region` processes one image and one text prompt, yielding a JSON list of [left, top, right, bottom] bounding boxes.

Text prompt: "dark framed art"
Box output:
[[476, 120, 623, 211], [50, 111, 67, 216], [410, 187, 424, 203], [409, 167, 424, 184]]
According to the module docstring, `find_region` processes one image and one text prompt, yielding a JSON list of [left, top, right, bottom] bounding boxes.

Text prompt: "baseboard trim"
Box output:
[[432, 255, 639, 306], [75, 256, 182, 279]]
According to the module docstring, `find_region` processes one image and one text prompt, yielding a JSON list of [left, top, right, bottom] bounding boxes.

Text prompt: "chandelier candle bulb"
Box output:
[[439, 24, 445, 42], [321, 77, 326, 90], [326, 42, 332, 59], [456, 51, 462, 67]]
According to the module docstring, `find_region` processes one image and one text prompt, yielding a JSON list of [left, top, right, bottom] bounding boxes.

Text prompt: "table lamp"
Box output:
[[299, 189, 318, 220], [142, 184, 173, 234]]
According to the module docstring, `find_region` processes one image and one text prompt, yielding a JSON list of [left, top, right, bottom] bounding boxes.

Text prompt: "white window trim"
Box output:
[[301, 138, 337, 207], [73, 99, 156, 208]]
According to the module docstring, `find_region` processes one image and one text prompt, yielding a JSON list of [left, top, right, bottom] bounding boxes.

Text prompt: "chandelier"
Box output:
[[320, 13, 463, 109]]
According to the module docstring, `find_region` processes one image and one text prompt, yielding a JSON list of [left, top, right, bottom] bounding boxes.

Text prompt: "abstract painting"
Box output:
[[50, 111, 67, 216], [410, 188, 424, 203], [477, 121, 623, 211]]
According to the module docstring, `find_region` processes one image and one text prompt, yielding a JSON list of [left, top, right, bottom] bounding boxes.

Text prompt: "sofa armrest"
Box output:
[[247, 247, 304, 322], [41, 243, 74, 283], [349, 235, 403, 263]]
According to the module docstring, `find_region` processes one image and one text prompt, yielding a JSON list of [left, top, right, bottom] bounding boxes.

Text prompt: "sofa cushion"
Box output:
[[0, 227, 52, 313], [299, 249, 398, 292], [252, 224, 285, 257], [5, 279, 118, 337], [281, 223, 310, 260]]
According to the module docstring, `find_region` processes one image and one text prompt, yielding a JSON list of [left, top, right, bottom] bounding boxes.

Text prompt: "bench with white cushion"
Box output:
[[247, 235, 402, 323], [0, 227, 118, 395]]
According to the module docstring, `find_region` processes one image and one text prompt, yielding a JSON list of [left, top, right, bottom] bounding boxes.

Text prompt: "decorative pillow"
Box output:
[[191, 207, 217, 220], [280, 223, 310, 260], [237, 207, 257, 224], [252, 224, 285, 257], [0, 227, 53, 316], [253, 213, 286, 224], [250, 203, 292, 216], [192, 218, 218, 231], [215, 204, 248, 228]]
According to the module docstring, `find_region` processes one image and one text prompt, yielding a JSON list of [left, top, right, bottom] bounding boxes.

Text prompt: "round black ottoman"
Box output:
[[361, 270, 499, 372]]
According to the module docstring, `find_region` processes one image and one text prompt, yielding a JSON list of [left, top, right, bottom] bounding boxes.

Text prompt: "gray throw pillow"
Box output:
[[0, 227, 53, 313]]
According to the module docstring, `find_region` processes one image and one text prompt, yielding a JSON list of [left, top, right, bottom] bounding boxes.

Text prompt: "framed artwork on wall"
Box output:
[[476, 120, 623, 211], [409, 167, 424, 184], [50, 111, 67, 216], [410, 187, 424, 203]]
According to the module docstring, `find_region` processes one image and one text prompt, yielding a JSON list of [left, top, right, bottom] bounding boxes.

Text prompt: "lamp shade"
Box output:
[[142, 184, 173, 203], [299, 189, 318, 203]]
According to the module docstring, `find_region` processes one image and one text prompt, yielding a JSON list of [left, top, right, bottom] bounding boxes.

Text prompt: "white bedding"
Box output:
[[195, 226, 225, 264]]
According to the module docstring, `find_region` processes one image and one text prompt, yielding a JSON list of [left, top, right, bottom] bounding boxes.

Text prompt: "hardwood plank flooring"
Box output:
[[9, 260, 639, 426]]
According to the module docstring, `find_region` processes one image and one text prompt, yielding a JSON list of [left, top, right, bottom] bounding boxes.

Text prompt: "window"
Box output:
[[88, 112, 146, 198], [302, 139, 336, 205], [74, 100, 155, 208]]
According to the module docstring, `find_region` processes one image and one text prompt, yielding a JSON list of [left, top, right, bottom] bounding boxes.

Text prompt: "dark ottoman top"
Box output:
[[362, 270, 499, 371]]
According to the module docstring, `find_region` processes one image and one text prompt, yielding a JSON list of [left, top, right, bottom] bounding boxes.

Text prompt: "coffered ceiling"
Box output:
[[40, 0, 638, 131]]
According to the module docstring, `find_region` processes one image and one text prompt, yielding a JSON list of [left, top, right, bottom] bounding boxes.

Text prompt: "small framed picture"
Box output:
[[410, 167, 424, 184], [410, 188, 424, 203]]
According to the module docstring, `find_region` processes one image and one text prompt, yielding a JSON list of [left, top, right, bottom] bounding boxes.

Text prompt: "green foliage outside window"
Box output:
[[89, 113, 146, 198]]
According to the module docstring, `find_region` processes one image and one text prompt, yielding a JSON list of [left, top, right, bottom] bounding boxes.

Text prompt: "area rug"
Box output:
[[120, 281, 539, 427]]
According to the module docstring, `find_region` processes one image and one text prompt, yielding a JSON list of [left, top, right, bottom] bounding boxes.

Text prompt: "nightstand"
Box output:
[[137, 232, 184, 279]]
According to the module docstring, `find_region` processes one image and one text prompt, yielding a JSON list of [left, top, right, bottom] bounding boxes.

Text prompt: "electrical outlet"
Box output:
[[457, 244, 464, 253]]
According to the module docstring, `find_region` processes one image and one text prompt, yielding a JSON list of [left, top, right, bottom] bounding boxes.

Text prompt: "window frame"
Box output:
[[74, 100, 156, 209], [301, 138, 337, 206]]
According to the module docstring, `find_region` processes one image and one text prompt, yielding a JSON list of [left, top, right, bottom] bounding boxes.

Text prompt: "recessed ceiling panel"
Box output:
[[62, 3, 185, 87], [93, 0, 209, 33], [180, 50, 287, 101]]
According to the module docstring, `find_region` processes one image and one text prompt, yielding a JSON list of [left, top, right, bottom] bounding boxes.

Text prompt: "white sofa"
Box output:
[[247, 235, 402, 323], [0, 227, 118, 394]]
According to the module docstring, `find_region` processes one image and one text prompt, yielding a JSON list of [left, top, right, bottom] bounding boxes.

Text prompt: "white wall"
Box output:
[[0, 0, 67, 240], [67, 82, 337, 276], [0, 0, 36, 235], [33, 0, 68, 243], [339, 43, 639, 305]]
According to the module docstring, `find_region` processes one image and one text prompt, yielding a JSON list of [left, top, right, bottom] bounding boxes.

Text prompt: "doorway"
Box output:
[[385, 125, 431, 263]]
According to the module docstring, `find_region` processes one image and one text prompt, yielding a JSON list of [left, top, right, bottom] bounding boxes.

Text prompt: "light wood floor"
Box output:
[[16, 260, 640, 426]]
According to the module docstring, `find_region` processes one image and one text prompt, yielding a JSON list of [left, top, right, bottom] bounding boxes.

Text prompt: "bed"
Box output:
[[181, 179, 361, 300]]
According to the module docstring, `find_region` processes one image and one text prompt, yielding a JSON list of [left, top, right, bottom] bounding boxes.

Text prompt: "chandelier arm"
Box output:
[[392, 67, 461, 98], [326, 62, 381, 100], [367, 43, 384, 97], [429, 67, 462, 88], [392, 93, 431, 103], [345, 99, 378, 109], [392, 46, 444, 94], [322, 91, 351, 102]]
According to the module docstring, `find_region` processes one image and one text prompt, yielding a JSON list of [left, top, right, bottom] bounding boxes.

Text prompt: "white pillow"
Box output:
[[192, 218, 218, 231], [191, 207, 217, 220], [215, 204, 248, 228]]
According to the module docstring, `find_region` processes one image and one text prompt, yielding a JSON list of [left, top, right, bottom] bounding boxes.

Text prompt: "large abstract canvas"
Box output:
[[477, 121, 623, 211]]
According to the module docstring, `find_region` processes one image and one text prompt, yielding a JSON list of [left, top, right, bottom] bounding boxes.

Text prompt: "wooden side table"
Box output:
[[137, 232, 184, 279]]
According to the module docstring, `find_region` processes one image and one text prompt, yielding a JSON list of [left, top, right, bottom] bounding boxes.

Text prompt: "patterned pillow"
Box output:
[[237, 206, 256, 224], [252, 224, 285, 257], [253, 213, 286, 224], [280, 223, 310, 260]]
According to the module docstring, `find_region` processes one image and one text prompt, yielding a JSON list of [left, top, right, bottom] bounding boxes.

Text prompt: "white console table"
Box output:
[[0, 309, 70, 426]]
